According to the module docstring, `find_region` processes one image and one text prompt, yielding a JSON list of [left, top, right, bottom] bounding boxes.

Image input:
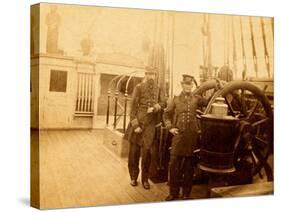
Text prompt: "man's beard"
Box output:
[[147, 78, 155, 85], [183, 89, 191, 94]]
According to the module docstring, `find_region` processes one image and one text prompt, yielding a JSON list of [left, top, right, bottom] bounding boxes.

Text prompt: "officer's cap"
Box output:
[[145, 66, 157, 75], [181, 74, 194, 85]]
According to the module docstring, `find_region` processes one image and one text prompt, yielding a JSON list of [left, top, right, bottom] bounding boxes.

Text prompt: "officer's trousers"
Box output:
[[128, 142, 151, 182], [169, 155, 195, 197]]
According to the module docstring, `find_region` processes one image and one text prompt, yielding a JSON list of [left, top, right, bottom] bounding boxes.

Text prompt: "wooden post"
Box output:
[[113, 91, 118, 129], [123, 92, 128, 133], [106, 89, 110, 126]]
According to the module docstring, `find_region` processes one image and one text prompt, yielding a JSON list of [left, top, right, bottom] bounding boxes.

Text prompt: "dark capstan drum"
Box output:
[[198, 114, 240, 173]]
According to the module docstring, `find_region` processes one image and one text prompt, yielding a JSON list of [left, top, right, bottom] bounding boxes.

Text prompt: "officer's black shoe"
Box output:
[[165, 195, 178, 201], [142, 181, 150, 190], [182, 196, 192, 200], [130, 180, 138, 187]]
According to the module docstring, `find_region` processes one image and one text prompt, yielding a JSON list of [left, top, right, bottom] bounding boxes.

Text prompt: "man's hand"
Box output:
[[134, 127, 142, 133], [153, 103, 161, 112], [169, 128, 179, 136], [147, 107, 154, 113]]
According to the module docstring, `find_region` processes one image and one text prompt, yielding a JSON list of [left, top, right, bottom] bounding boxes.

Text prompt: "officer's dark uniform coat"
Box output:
[[125, 81, 165, 148], [124, 80, 165, 182], [163, 91, 207, 198], [163, 92, 205, 156]]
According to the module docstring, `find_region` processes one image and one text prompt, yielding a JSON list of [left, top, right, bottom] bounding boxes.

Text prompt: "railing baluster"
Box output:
[[81, 73, 85, 112], [85, 73, 89, 112], [77, 73, 82, 112], [88, 73, 92, 112]]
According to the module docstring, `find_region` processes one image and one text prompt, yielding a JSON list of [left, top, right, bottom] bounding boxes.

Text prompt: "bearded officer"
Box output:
[[125, 66, 165, 189], [163, 74, 206, 200]]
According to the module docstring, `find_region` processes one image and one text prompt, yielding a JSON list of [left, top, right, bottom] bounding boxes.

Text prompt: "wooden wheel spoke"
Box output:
[[249, 150, 263, 178], [224, 96, 236, 116], [240, 89, 247, 115], [246, 100, 260, 119], [254, 135, 269, 147], [250, 149, 265, 179], [251, 117, 269, 127]]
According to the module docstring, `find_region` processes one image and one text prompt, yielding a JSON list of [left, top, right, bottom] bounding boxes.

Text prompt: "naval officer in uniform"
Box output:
[[125, 66, 165, 189], [163, 74, 206, 200]]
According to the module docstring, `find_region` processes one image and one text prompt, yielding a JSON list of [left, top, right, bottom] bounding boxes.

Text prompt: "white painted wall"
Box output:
[[31, 54, 97, 129]]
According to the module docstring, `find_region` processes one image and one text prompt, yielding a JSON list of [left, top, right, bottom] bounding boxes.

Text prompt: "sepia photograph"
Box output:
[[30, 2, 274, 209]]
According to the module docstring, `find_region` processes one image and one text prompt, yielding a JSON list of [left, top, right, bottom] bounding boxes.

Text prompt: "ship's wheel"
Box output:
[[193, 79, 227, 113], [204, 81, 273, 182]]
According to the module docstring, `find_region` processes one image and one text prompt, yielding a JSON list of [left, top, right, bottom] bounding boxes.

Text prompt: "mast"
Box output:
[[202, 14, 208, 70], [240, 17, 247, 80], [160, 11, 165, 90], [232, 17, 237, 78], [223, 16, 226, 65], [200, 14, 216, 81], [260, 17, 271, 78], [165, 11, 170, 97], [200, 14, 208, 82], [249, 16, 258, 77], [207, 15, 213, 79], [170, 13, 175, 97], [271, 18, 274, 39], [226, 17, 230, 66]]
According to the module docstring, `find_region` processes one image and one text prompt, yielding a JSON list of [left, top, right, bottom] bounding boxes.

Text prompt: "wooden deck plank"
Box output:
[[39, 130, 208, 209], [76, 130, 155, 204], [211, 182, 273, 198], [39, 130, 162, 208]]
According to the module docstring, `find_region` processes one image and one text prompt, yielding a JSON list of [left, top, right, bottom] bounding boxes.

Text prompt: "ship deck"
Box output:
[[36, 129, 209, 209]]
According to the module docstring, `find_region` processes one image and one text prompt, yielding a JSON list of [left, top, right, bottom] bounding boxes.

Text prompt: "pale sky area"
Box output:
[[37, 3, 273, 95]]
